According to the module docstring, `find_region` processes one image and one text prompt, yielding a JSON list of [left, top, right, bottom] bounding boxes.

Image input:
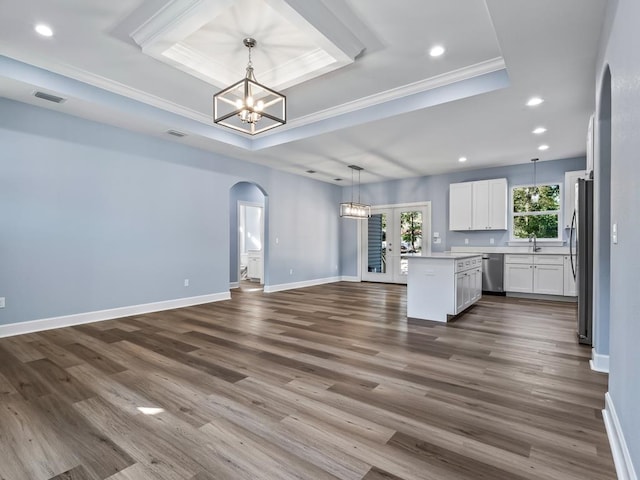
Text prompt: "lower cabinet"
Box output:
[[533, 264, 564, 295], [563, 255, 577, 296], [504, 263, 534, 293], [504, 254, 565, 295], [455, 266, 482, 314], [407, 255, 482, 322], [247, 250, 263, 281]]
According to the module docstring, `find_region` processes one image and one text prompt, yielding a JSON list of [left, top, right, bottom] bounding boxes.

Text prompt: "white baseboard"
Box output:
[[340, 276, 360, 282], [229, 282, 240, 289], [264, 276, 342, 293], [590, 348, 610, 373], [0, 292, 231, 339], [603, 392, 638, 480]]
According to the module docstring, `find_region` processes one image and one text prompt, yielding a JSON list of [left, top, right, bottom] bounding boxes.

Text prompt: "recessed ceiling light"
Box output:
[[306, 170, 316, 174], [527, 97, 544, 107], [334, 178, 343, 182], [429, 45, 445, 57], [538, 144, 549, 151], [458, 157, 467, 163], [35, 24, 53, 37], [532, 127, 547, 135]]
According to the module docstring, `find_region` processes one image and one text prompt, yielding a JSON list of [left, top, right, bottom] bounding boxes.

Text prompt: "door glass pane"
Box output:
[[400, 210, 423, 275], [367, 213, 387, 273]]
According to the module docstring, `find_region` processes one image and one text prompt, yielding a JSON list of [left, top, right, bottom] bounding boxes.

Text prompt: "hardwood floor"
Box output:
[[0, 282, 615, 480]]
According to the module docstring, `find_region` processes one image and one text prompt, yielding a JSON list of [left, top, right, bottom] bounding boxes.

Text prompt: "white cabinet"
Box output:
[[408, 255, 482, 322], [455, 271, 469, 313], [533, 264, 564, 295], [454, 259, 483, 315], [563, 255, 577, 296], [564, 170, 586, 229], [504, 263, 534, 293], [504, 254, 565, 295], [449, 182, 473, 230], [247, 250, 263, 282], [450, 178, 507, 231]]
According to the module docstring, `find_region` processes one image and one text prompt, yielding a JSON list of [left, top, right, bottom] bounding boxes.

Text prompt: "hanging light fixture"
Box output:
[[340, 165, 371, 219], [531, 158, 540, 203], [213, 38, 286, 135]]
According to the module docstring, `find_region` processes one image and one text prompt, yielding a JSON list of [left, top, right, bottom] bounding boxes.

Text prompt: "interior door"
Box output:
[[362, 204, 430, 284]]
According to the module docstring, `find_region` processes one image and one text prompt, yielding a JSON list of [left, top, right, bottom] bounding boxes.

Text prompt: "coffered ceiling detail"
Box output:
[[129, 0, 366, 90], [0, 0, 607, 183]]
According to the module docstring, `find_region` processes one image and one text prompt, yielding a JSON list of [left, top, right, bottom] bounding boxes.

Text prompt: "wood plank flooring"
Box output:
[[0, 282, 615, 479]]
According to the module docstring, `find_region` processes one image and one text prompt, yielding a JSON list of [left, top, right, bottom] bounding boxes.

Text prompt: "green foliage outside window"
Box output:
[[512, 185, 560, 239], [401, 211, 422, 252]]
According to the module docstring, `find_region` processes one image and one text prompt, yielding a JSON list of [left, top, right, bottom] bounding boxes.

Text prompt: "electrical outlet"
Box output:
[[289, 269, 293, 275], [490, 238, 495, 244], [464, 238, 469, 244], [0, 297, 4, 308], [275, 237, 279, 244], [184, 279, 189, 287]]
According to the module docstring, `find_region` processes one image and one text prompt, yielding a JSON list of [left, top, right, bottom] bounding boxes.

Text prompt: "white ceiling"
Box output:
[[0, 0, 607, 184]]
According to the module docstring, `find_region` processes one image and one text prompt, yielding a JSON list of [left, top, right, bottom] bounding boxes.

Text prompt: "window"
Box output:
[[511, 184, 561, 239]]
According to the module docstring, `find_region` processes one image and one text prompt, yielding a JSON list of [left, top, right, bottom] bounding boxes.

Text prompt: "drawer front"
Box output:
[[505, 254, 534, 264], [456, 256, 482, 272], [534, 255, 564, 265]]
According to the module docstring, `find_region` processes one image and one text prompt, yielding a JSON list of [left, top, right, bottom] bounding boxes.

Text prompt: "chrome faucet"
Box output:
[[530, 233, 542, 252]]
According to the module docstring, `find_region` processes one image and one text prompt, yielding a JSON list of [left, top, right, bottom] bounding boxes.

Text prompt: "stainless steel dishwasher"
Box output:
[[481, 253, 505, 294]]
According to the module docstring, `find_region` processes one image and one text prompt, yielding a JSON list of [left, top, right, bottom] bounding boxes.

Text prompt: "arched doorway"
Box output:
[[592, 65, 612, 372], [229, 182, 267, 292]]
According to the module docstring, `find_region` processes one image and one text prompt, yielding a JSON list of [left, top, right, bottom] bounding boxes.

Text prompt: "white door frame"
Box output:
[[360, 202, 431, 284], [237, 201, 265, 284]]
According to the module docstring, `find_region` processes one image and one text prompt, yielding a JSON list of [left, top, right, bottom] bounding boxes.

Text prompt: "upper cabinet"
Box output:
[[449, 182, 473, 231], [563, 170, 586, 229], [449, 178, 507, 231]]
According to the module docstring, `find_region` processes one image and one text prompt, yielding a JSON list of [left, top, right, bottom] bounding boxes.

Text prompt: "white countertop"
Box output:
[[407, 252, 482, 260], [450, 245, 571, 254]]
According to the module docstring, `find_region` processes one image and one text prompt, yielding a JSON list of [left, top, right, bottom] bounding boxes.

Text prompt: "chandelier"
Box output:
[[213, 38, 286, 135], [339, 165, 371, 219]]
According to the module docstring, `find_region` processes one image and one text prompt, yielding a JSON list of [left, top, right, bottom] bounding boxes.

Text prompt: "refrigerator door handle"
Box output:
[[570, 210, 577, 280]]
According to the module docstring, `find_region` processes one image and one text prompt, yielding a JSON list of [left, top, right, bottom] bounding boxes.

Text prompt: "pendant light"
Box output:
[[339, 165, 371, 219], [213, 38, 286, 135], [531, 158, 540, 203]]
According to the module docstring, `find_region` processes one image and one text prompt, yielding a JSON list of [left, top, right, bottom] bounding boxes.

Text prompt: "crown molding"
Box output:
[[1, 53, 506, 153], [262, 57, 507, 135]]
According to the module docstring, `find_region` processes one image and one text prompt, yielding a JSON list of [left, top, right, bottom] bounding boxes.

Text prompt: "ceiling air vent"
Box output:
[[306, 170, 316, 174], [33, 91, 66, 104], [166, 130, 187, 137]]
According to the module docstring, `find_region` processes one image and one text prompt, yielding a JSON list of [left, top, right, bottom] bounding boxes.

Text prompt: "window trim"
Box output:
[[509, 183, 562, 242]]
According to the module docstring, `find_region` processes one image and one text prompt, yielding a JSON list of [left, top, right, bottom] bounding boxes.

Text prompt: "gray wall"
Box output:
[[340, 157, 585, 276], [596, 0, 640, 471], [0, 98, 341, 326]]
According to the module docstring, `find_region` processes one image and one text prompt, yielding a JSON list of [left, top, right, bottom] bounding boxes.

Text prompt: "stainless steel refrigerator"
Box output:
[[570, 178, 593, 345]]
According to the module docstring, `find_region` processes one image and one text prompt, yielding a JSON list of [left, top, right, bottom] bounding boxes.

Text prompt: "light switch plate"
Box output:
[[612, 223, 618, 244], [0, 297, 5, 308]]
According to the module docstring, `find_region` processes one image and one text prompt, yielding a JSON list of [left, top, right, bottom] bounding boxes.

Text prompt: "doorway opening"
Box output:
[[229, 182, 267, 292], [361, 202, 431, 284]]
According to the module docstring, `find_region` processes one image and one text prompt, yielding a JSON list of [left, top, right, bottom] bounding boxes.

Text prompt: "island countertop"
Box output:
[[407, 252, 482, 260]]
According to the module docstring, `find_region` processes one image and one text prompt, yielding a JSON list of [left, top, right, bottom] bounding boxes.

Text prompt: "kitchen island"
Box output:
[[407, 253, 483, 322]]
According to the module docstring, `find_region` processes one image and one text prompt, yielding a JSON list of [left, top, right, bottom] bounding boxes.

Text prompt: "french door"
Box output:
[[361, 203, 430, 284]]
